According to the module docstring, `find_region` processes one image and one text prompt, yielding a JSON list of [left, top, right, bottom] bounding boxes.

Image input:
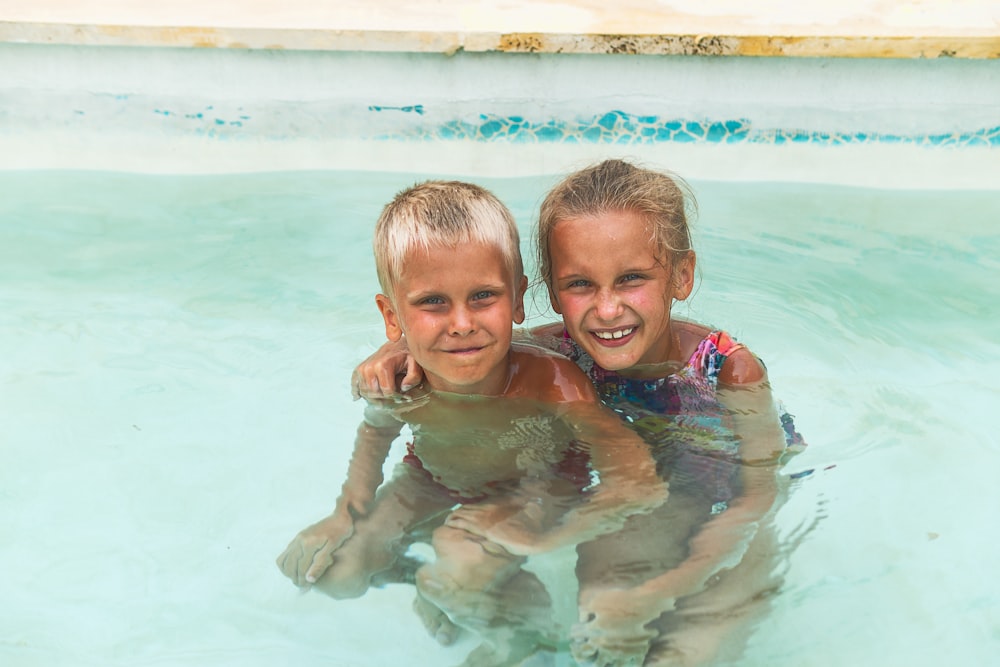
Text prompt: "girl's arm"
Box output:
[[350, 339, 422, 400], [276, 404, 403, 587], [351, 321, 569, 400], [527, 321, 564, 338], [582, 357, 787, 618]]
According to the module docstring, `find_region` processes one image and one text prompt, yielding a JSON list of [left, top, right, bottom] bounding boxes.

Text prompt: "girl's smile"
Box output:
[[592, 327, 636, 343], [547, 210, 694, 372]]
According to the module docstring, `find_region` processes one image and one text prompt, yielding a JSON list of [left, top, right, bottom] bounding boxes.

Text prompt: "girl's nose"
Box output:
[[595, 289, 623, 321]]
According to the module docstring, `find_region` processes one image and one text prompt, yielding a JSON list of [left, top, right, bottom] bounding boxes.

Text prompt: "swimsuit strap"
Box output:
[[685, 330, 745, 388]]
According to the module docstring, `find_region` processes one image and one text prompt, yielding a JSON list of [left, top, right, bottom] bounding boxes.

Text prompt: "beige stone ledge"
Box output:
[[1, 0, 998, 58]]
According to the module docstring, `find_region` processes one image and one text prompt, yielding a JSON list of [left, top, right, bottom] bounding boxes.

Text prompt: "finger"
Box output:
[[280, 546, 308, 587], [294, 546, 313, 587], [356, 371, 385, 400], [304, 563, 322, 585], [351, 370, 362, 401], [443, 512, 472, 530], [374, 367, 399, 398], [278, 543, 308, 587], [400, 356, 424, 393], [305, 542, 333, 584]]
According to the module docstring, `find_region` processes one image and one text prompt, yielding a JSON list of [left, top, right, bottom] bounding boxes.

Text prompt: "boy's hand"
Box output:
[[276, 512, 355, 588], [351, 339, 423, 400]]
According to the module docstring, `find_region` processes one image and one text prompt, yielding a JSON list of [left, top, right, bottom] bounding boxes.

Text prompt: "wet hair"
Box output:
[[374, 180, 523, 300], [536, 159, 696, 290]]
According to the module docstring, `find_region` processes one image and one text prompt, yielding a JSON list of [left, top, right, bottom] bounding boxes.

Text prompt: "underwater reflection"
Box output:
[[279, 389, 806, 667]]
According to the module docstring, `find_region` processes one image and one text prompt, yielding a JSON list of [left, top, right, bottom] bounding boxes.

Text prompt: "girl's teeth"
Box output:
[[596, 328, 634, 340]]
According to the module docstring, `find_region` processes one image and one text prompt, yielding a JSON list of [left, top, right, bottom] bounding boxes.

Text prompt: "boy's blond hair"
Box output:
[[374, 180, 524, 300]]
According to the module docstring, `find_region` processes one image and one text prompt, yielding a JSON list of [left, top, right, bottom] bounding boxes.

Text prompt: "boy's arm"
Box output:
[[566, 399, 670, 521], [443, 405, 667, 557], [276, 404, 403, 587], [452, 353, 669, 555], [526, 349, 669, 530]]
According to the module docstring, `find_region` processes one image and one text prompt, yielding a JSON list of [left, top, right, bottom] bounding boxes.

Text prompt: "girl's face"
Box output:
[[547, 210, 694, 372]]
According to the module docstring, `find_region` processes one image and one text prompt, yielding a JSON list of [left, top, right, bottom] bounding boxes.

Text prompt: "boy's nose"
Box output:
[[449, 306, 475, 335]]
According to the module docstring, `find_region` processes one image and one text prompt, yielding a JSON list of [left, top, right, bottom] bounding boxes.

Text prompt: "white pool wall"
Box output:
[[1, 43, 998, 189]]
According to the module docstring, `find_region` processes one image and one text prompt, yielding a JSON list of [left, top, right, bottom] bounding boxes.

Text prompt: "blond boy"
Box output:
[[277, 181, 664, 663]]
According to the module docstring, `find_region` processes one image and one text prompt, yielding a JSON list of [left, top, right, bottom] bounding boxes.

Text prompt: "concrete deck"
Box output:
[[0, 0, 998, 58]]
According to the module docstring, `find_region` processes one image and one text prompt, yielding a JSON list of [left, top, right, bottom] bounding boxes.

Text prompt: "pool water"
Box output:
[[1, 169, 998, 666]]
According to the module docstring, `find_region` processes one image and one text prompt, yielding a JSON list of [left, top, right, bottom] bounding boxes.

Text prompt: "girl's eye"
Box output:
[[472, 290, 496, 301], [620, 273, 644, 283], [566, 279, 590, 289]]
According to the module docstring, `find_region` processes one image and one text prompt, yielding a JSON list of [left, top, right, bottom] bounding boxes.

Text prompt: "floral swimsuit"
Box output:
[[555, 329, 805, 505]]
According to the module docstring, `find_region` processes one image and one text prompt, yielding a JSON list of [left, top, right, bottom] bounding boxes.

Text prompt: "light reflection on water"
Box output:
[[1, 171, 998, 665]]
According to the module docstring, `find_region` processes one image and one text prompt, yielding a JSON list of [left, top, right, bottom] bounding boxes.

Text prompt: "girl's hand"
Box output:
[[446, 501, 556, 555], [275, 512, 355, 588], [572, 586, 673, 667], [351, 339, 423, 400]]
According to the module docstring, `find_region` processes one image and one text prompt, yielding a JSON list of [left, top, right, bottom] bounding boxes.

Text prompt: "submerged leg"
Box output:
[[413, 591, 462, 646], [417, 524, 558, 666], [571, 493, 704, 666], [645, 520, 786, 667]]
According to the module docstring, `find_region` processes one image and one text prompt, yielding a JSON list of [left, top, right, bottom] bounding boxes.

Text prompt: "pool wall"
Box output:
[[2, 43, 999, 189], [1, 2, 999, 187]]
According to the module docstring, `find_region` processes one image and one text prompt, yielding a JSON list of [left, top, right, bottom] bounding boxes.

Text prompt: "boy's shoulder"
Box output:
[[507, 341, 596, 403], [509, 339, 574, 365]]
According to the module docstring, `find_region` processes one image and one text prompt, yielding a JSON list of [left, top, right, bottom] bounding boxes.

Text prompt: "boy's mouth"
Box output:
[[443, 346, 485, 355], [591, 327, 636, 346]]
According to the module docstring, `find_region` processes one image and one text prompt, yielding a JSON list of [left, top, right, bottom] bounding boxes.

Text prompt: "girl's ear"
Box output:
[[673, 251, 696, 301], [375, 293, 404, 341], [547, 284, 563, 315], [513, 275, 528, 324]]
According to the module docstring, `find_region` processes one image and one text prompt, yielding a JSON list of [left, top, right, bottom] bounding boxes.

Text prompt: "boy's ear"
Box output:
[[673, 251, 696, 301], [375, 293, 404, 341], [513, 275, 528, 324]]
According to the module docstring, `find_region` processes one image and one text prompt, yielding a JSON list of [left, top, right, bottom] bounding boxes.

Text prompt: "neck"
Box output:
[[424, 354, 513, 397]]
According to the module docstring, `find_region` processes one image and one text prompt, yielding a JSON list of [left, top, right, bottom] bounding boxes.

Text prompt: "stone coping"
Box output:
[[0, 0, 998, 58]]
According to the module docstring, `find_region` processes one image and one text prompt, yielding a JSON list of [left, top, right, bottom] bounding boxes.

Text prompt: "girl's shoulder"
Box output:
[[717, 345, 767, 386], [674, 318, 714, 360], [675, 319, 766, 386]]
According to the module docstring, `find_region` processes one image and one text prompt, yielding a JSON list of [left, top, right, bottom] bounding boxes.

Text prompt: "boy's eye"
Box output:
[[472, 290, 496, 301], [419, 296, 445, 305]]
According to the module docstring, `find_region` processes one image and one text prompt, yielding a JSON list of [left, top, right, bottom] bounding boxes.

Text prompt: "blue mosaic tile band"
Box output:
[[372, 108, 1000, 148]]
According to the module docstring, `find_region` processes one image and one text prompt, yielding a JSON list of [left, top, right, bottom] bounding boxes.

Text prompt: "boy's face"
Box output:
[[376, 242, 526, 396]]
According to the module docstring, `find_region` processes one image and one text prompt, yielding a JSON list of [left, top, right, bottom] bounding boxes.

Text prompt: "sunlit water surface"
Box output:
[[1, 170, 998, 666]]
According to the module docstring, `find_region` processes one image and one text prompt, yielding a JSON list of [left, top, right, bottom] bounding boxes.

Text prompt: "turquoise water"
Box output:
[[1, 170, 998, 666]]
